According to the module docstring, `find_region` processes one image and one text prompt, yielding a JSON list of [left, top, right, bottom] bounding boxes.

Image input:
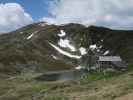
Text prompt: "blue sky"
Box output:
[[0, 0, 133, 32], [0, 0, 52, 21]]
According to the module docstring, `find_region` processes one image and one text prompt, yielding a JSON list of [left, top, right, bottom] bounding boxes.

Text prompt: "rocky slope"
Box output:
[[0, 22, 132, 74]]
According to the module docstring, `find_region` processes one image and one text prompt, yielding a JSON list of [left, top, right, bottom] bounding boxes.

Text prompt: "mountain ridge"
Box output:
[[0, 22, 132, 74]]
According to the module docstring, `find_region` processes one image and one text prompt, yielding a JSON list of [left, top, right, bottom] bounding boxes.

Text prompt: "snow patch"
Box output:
[[58, 39, 76, 52], [89, 44, 97, 50], [49, 42, 81, 59], [34, 31, 38, 34], [27, 33, 34, 40], [101, 39, 104, 42], [99, 45, 103, 49], [103, 50, 110, 55], [38, 22, 47, 27], [26, 31, 38, 40], [97, 49, 100, 52], [75, 65, 84, 70], [52, 55, 58, 60], [79, 47, 87, 55], [58, 30, 66, 37], [20, 32, 23, 34]]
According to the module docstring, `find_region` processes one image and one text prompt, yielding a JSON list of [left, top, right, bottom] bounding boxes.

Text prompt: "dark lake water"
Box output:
[[36, 69, 89, 81]]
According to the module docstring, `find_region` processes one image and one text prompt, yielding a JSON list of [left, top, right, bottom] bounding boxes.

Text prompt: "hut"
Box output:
[[97, 56, 127, 70]]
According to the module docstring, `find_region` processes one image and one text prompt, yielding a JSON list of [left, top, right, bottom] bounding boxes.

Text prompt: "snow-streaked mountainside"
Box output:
[[0, 22, 132, 74]]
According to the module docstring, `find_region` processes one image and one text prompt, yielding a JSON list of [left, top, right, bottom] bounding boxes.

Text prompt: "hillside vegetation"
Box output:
[[0, 23, 132, 74]]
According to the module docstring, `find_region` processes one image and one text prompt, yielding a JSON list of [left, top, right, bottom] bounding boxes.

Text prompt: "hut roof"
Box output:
[[98, 56, 122, 62]]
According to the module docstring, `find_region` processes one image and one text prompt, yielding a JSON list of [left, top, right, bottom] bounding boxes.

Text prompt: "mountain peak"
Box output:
[[0, 23, 132, 74]]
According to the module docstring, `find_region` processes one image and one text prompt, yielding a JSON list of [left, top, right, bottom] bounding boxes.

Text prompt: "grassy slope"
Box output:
[[0, 65, 133, 100], [0, 24, 75, 74], [0, 24, 132, 74]]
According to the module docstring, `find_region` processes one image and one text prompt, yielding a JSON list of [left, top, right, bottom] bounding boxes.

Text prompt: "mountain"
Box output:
[[0, 22, 132, 74]]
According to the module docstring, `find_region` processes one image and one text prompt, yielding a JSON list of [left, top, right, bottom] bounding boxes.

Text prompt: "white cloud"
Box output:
[[41, 17, 56, 25], [0, 3, 33, 33], [42, 0, 133, 29]]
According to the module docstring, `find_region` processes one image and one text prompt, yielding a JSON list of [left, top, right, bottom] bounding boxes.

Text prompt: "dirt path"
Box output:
[[115, 92, 133, 100]]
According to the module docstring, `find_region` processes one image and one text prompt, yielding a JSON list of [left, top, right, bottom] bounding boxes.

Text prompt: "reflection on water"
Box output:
[[36, 69, 88, 81]]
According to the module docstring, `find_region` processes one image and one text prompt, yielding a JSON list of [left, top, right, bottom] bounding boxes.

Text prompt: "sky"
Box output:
[[0, 0, 52, 20], [0, 0, 133, 32]]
